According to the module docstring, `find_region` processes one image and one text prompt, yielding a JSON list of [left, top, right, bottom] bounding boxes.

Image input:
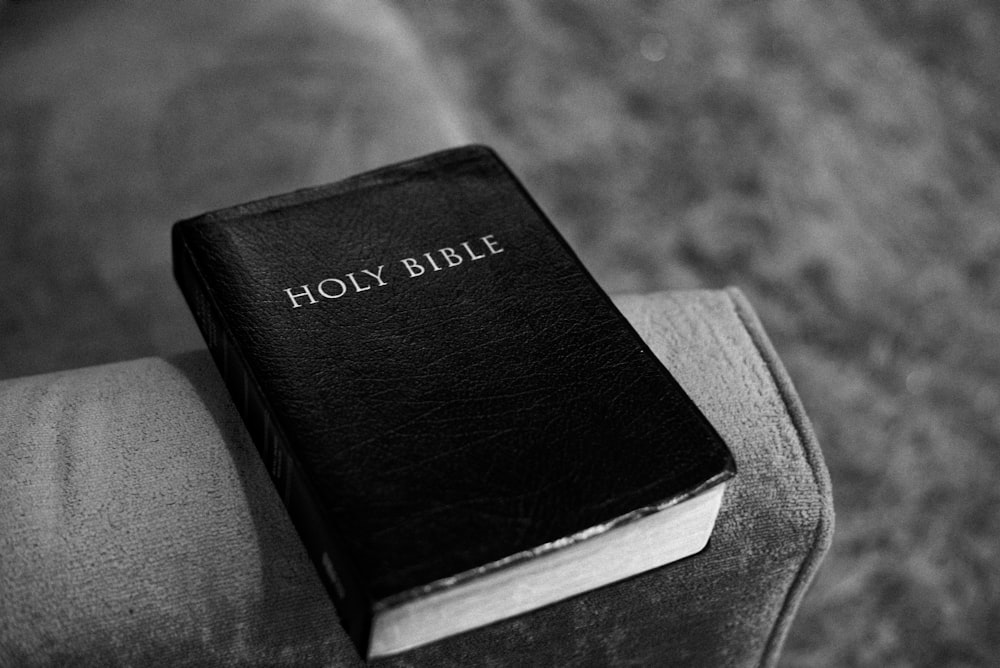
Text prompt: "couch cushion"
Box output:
[[0, 290, 832, 667]]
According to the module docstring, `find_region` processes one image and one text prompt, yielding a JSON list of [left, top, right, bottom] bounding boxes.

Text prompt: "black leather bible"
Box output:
[[172, 145, 735, 660]]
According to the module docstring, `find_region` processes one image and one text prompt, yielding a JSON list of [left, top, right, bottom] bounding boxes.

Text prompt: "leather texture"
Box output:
[[0, 290, 832, 667], [173, 146, 736, 605]]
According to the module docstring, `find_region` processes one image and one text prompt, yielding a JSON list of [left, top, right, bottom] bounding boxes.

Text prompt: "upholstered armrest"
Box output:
[[0, 290, 832, 667]]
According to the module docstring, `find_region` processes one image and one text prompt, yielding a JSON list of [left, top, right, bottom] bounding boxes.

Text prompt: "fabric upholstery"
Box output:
[[0, 0, 469, 381], [0, 290, 833, 666]]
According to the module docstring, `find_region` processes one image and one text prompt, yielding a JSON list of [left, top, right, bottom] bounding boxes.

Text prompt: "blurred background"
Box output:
[[2, 0, 998, 665], [401, 5, 1000, 663]]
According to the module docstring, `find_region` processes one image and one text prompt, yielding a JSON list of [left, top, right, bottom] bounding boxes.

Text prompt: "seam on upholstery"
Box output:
[[723, 287, 835, 668]]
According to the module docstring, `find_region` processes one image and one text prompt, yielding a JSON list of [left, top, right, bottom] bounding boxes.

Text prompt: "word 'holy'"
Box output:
[[283, 234, 504, 309]]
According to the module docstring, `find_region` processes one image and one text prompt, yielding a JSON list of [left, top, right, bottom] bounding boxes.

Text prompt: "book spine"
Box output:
[[173, 233, 372, 656]]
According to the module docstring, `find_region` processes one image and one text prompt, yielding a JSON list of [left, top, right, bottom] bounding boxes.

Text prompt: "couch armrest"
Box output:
[[0, 290, 832, 667]]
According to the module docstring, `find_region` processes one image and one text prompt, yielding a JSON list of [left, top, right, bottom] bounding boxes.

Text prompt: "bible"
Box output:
[[172, 145, 735, 660]]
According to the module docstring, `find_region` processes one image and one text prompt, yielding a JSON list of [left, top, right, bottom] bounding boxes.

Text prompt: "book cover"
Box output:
[[172, 145, 735, 659]]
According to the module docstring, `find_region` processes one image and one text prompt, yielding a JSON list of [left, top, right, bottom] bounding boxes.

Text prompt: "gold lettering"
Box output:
[[439, 247, 463, 267], [401, 257, 425, 278], [346, 272, 370, 293], [361, 265, 387, 286], [285, 285, 317, 308], [317, 278, 348, 299], [482, 234, 504, 255], [461, 241, 486, 261], [423, 252, 442, 272]]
